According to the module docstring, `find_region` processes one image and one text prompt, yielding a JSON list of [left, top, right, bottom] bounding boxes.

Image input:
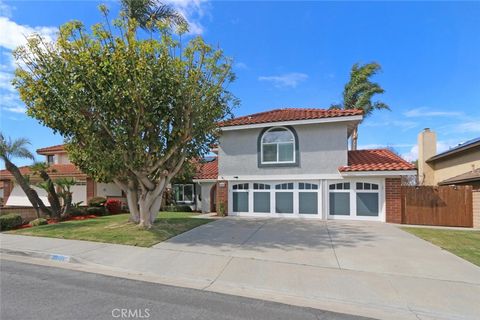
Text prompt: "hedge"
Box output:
[[0, 213, 23, 231]]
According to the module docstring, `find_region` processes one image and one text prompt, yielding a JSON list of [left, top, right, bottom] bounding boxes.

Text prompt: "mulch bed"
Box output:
[[16, 215, 98, 230]]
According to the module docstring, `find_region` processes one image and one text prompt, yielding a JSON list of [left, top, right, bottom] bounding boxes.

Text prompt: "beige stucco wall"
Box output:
[[431, 149, 480, 185], [473, 190, 480, 229], [56, 153, 71, 164]]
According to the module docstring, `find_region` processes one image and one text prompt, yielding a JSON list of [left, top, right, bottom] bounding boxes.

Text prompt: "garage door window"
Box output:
[[329, 183, 350, 216], [233, 183, 249, 212], [275, 183, 294, 214], [253, 183, 271, 213], [299, 183, 318, 214], [356, 183, 379, 216]]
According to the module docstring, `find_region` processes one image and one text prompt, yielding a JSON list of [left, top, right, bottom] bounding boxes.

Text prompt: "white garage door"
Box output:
[[5, 185, 49, 207], [230, 181, 321, 217], [327, 180, 384, 221]]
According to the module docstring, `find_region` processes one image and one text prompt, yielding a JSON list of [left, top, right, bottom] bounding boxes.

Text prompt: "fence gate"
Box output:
[[401, 185, 473, 227]]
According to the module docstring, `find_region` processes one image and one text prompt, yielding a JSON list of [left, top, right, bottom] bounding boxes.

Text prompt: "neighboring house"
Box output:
[[193, 108, 416, 222], [0, 145, 125, 207], [418, 128, 480, 188]]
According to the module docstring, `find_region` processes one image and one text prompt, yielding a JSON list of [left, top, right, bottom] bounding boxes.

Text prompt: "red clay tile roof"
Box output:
[[339, 149, 416, 172], [36, 144, 66, 155], [219, 108, 363, 127], [194, 158, 218, 180], [0, 164, 86, 180]]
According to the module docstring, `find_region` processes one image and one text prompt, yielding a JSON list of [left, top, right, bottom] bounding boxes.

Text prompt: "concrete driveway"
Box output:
[[153, 218, 480, 319]]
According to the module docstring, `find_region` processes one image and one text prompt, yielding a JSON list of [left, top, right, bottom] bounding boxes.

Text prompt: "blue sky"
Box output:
[[1, 0, 479, 167]]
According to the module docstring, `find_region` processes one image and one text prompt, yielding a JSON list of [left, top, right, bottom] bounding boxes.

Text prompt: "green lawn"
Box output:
[[402, 227, 480, 267], [8, 212, 212, 247]]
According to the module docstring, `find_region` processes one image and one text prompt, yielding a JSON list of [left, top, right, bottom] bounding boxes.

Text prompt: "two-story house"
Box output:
[[192, 108, 416, 223], [0, 144, 125, 207]]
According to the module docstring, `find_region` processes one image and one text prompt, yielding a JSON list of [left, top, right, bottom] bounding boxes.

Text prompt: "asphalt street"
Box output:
[[0, 259, 371, 320]]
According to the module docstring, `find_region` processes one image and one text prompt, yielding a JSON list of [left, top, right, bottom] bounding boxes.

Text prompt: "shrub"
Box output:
[[88, 196, 107, 207], [162, 205, 192, 212], [0, 213, 23, 231], [30, 218, 48, 227], [86, 206, 107, 216], [68, 207, 87, 217], [218, 202, 226, 217], [105, 199, 122, 214]]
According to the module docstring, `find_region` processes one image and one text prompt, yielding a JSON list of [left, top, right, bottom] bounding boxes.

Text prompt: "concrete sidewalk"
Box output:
[[1, 220, 480, 320]]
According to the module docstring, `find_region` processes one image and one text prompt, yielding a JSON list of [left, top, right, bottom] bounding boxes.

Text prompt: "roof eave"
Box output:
[[340, 170, 417, 176], [426, 141, 480, 163], [220, 115, 363, 131]]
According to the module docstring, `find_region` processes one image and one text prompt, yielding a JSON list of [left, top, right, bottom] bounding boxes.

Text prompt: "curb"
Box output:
[[1, 247, 83, 265]]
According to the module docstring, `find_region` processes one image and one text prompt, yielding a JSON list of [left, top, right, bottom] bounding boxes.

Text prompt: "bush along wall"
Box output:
[[0, 213, 23, 231]]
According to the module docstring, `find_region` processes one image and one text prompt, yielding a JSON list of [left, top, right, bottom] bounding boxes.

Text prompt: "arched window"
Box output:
[[261, 127, 295, 164]]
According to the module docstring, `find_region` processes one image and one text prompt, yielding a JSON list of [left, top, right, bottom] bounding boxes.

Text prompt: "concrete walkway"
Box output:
[[1, 218, 479, 320]]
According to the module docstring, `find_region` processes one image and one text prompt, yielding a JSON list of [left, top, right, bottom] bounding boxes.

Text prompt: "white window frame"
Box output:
[[232, 183, 250, 213], [327, 179, 384, 221], [260, 127, 296, 164], [173, 184, 195, 204]]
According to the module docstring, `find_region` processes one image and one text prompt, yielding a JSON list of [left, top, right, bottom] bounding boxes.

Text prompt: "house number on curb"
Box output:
[[50, 254, 71, 262]]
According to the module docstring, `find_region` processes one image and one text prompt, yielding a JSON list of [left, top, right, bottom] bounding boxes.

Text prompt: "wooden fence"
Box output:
[[401, 185, 473, 227]]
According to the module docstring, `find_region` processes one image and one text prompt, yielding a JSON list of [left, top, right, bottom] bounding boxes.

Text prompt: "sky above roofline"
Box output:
[[1, 0, 479, 168]]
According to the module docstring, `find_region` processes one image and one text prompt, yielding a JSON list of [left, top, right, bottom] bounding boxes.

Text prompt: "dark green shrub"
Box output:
[[0, 213, 23, 231], [30, 218, 48, 227], [68, 207, 87, 216], [162, 205, 192, 212], [88, 196, 107, 207], [86, 206, 107, 216]]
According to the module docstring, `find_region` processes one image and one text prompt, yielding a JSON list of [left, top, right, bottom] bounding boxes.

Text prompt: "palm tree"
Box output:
[[0, 133, 50, 217], [121, 0, 187, 31], [331, 62, 390, 150]]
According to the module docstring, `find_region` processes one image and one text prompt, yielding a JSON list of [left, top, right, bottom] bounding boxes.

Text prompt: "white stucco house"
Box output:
[[189, 108, 416, 222]]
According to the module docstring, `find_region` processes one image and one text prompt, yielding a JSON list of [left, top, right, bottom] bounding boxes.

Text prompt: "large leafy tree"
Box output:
[[13, 6, 237, 228], [0, 134, 50, 218], [331, 62, 390, 150]]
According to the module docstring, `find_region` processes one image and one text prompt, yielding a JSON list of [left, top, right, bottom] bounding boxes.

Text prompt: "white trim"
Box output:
[[193, 179, 217, 183], [340, 170, 417, 177], [220, 115, 363, 131], [221, 174, 343, 180], [260, 126, 296, 164]]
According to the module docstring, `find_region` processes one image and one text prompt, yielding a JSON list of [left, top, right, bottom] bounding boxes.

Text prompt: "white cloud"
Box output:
[[403, 107, 464, 118], [3, 105, 26, 113], [454, 121, 480, 133], [401, 141, 454, 162], [364, 119, 418, 131], [258, 72, 308, 88], [0, 0, 12, 18], [0, 70, 14, 92], [234, 62, 248, 70], [0, 17, 57, 51], [166, 0, 208, 35], [359, 143, 414, 150]]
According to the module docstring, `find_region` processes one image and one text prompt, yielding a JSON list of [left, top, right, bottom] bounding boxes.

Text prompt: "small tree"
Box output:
[[31, 162, 62, 218], [0, 133, 50, 218], [331, 62, 390, 150], [13, 7, 237, 228]]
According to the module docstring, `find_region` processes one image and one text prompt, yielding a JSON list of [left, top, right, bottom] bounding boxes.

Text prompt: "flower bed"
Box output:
[[14, 215, 97, 230]]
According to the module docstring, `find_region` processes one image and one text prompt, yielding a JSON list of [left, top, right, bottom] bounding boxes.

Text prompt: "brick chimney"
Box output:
[[418, 128, 437, 185]]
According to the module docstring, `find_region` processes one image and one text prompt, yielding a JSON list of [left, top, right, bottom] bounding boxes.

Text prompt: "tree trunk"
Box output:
[[137, 178, 168, 229], [351, 126, 358, 150], [38, 171, 62, 219], [4, 159, 51, 217]]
